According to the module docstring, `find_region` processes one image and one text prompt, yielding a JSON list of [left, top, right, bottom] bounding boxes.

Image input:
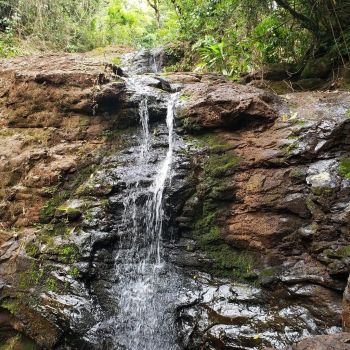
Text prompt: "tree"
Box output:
[[146, 0, 161, 28], [268, 0, 350, 58]]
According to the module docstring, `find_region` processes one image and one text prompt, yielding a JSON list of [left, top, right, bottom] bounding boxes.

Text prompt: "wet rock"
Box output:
[[121, 47, 167, 75], [178, 278, 340, 350], [266, 332, 350, 350], [1, 49, 350, 350], [176, 88, 350, 350], [343, 276, 350, 331], [94, 81, 126, 112]]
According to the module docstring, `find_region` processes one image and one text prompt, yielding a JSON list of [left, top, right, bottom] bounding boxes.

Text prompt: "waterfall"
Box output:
[[110, 93, 180, 350], [147, 93, 176, 265]]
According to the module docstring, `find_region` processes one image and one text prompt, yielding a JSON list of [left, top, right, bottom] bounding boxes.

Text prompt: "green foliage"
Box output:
[[251, 14, 311, 64], [0, 0, 168, 52], [193, 36, 250, 78], [1, 0, 349, 76], [0, 17, 18, 57]]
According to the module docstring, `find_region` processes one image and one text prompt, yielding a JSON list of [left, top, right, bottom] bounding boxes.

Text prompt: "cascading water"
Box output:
[[109, 93, 181, 350]]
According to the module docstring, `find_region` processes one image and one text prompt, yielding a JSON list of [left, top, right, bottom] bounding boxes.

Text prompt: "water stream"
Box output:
[[109, 93, 181, 350]]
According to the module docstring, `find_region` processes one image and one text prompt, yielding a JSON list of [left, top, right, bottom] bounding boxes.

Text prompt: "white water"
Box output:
[[109, 93, 180, 350]]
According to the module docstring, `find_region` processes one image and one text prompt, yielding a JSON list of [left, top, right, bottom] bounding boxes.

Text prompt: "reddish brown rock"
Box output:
[[181, 82, 278, 130], [0, 52, 127, 230], [265, 332, 350, 350]]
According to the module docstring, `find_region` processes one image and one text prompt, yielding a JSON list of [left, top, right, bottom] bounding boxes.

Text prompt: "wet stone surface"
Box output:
[[0, 50, 349, 350]]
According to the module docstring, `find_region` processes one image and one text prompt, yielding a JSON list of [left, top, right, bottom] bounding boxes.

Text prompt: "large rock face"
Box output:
[[168, 73, 350, 349], [0, 52, 349, 349]]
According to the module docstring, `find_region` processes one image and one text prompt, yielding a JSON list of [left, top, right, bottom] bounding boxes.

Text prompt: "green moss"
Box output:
[[306, 195, 317, 213], [346, 109, 350, 119], [185, 244, 195, 252], [339, 158, 350, 179], [310, 222, 318, 232], [39, 158, 99, 224], [324, 245, 350, 259], [41, 185, 59, 198], [207, 244, 256, 279], [180, 92, 191, 101], [111, 56, 121, 65], [200, 226, 221, 244], [188, 137, 255, 280], [259, 267, 278, 277], [0, 335, 38, 350], [193, 200, 256, 280], [44, 276, 58, 292], [102, 128, 125, 142], [182, 117, 201, 132], [289, 168, 305, 180], [56, 244, 79, 263], [25, 242, 40, 258], [1, 300, 19, 316], [287, 134, 299, 140], [18, 262, 44, 290], [56, 206, 82, 221], [204, 153, 240, 177], [293, 119, 306, 126], [69, 266, 80, 278], [39, 191, 70, 223], [337, 245, 350, 257], [281, 142, 298, 156], [18, 260, 68, 294], [196, 134, 232, 152], [311, 186, 334, 196]]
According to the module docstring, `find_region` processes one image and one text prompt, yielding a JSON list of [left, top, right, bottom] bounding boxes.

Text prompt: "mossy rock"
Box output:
[[75, 183, 113, 196], [204, 153, 241, 178], [181, 117, 202, 132], [324, 245, 350, 259], [0, 334, 39, 350], [301, 54, 334, 79], [187, 132, 254, 280], [25, 242, 40, 258], [55, 206, 82, 221], [339, 158, 350, 179], [39, 191, 70, 223]]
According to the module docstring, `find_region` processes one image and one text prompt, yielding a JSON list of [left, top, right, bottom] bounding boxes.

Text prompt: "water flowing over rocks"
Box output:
[[0, 49, 349, 349]]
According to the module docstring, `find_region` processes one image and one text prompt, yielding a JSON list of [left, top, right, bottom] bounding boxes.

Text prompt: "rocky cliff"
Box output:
[[0, 49, 349, 349]]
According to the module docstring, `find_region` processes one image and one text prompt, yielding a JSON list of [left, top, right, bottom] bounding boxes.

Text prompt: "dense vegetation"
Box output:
[[1, 0, 349, 77]]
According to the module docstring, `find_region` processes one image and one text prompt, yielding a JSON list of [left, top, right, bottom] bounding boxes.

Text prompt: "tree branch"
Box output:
[[170, 0, 182, 16], [274, 0, 319, 34]]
